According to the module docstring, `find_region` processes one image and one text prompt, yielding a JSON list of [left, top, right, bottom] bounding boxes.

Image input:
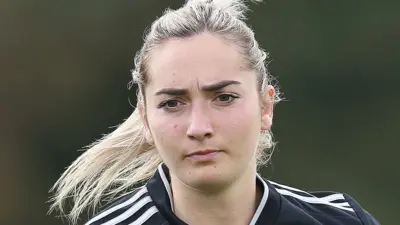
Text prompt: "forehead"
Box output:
[[147, 33, 253, 88]]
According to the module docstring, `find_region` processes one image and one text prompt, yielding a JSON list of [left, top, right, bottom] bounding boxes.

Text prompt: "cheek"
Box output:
[[225, 98, 260, 129], [147, 112, 186, 149], [217, 103, 261, 146]]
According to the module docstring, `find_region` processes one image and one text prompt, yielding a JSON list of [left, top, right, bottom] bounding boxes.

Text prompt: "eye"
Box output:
[[214, 94, 239, 105], [165, 100, 179, 108], [157, 99, 184, 111]]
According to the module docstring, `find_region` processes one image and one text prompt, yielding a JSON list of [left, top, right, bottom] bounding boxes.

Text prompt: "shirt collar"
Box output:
[[146, 163, 280, 225]]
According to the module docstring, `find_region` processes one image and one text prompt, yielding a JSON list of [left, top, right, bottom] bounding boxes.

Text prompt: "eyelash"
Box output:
[[157, 94, 239, 110], [157, 99, 182, 109], [214, 93, 239, 104]]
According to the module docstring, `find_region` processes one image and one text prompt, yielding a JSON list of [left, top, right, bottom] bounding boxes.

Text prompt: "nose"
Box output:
[[186, 106, 214, 141]]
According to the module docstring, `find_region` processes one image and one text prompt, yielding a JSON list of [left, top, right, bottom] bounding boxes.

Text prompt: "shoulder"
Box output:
[[266, 180, 380, 225], [84, 186, 161, 225]]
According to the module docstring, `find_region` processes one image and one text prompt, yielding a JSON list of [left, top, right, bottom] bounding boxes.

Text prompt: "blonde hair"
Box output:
[[49, 0, 281, 224]]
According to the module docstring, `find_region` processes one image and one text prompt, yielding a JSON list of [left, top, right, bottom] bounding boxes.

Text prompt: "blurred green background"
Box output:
[[1, 0, 398, 224]]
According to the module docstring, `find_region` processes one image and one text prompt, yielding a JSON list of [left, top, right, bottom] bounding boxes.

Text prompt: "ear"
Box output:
[[138, 103, 154, 144], [261, 85, 274, 131]]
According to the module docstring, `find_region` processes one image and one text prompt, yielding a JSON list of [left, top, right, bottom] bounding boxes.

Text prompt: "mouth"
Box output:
[[185, 149, 222, 160]]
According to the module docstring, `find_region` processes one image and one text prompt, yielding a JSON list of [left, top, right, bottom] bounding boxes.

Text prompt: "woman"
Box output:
[[50, 0, 380, 224]]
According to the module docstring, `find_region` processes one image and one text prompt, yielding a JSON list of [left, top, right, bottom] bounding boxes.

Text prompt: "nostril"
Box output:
[[204, 132, 212, 138], [188, 135, 196, 140], [187, 132, 212, 141]]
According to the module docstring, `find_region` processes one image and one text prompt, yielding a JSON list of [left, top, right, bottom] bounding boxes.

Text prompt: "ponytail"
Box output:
[[49, 108, 161, 224]]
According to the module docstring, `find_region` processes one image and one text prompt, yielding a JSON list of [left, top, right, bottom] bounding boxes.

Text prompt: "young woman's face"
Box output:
[[143, 33, 273, 191]]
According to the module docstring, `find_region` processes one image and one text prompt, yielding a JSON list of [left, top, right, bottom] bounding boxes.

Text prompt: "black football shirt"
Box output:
[[85, 164, 380, 225]]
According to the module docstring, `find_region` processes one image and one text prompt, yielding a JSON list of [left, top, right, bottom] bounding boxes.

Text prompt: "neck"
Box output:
[[170, 164, 262, 225]]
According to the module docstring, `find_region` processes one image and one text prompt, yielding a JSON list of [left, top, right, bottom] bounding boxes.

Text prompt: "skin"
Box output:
[[140, 32, 274, 225]]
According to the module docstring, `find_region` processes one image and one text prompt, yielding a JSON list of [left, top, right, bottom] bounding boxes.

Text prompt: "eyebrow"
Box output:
[[155, 80, 241, 96]]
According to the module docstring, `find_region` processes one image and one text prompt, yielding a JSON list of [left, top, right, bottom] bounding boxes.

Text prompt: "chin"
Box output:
[[181, 162, 233, 193]]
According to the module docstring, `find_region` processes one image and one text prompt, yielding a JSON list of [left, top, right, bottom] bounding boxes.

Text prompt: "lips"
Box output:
[[186, 149, 221, 157]]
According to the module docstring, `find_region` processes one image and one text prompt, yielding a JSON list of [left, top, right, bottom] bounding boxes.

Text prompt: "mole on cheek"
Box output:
[[173, 124, 178, 128]]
